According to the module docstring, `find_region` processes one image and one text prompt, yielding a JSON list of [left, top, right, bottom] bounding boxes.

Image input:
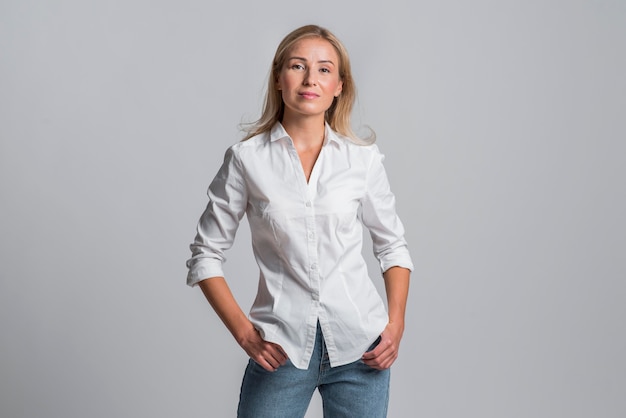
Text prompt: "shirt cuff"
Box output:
[[379, 249, 414, 273], [186, 259, 225, 287]]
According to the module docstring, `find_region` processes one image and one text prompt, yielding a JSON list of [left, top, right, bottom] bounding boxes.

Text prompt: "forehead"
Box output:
[[287, 37, 340, 62]]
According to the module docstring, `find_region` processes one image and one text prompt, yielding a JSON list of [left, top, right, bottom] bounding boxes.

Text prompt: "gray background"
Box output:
[[1, 0, 624, 417]]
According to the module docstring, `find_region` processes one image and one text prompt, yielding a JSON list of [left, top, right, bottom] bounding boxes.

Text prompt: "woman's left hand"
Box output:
[[360, 321, 404, 370]]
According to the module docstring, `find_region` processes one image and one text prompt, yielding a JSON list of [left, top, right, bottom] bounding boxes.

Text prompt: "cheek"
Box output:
[[327, 81, 342, 96], [276, 76, 286, 91], [277, 72, 292, 90], [280, 78, 298, 93]]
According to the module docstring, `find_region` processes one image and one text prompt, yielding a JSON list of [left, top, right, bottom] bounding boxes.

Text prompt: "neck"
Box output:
[[281, 114, 326, 150]]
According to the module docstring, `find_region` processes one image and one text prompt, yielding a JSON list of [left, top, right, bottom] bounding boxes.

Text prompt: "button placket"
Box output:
[[304, 194, 320, 306]]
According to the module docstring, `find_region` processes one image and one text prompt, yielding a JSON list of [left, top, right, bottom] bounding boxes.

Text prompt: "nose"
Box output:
[[303, 69, 317, 86]]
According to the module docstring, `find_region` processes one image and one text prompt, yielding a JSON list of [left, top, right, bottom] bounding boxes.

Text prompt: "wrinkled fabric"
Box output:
[[186, 122, 413, 369]]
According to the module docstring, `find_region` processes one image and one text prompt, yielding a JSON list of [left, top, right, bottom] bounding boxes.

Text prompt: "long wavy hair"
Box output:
[[241, 24, 374, 143]]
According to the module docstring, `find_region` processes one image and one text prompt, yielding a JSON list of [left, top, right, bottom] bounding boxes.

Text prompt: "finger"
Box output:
[[257, 357, 278, 372], [261, 342, 290, 368], [255, 350, 283, 372], [272, 344, 287, 362], [362, 344, 397, 369], [362, 337, 389, 360], [265, 343, 288, 364], [363, 352, 396, 370], [266, 350, 286, 367], [362, 349, 391, 365], [272, 344, 289, 362]]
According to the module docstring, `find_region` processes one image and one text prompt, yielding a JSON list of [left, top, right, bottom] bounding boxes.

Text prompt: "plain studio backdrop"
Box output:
[[1, 1, 624, 417]]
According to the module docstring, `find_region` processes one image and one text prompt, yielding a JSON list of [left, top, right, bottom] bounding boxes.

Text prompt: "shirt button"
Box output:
[[308, 231, 314, 240], [311, 263, 317, 270], [305, 201, 312, 207]]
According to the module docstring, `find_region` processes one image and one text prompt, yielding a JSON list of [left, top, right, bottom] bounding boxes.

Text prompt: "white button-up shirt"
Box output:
[[186, 122, 413, 369]]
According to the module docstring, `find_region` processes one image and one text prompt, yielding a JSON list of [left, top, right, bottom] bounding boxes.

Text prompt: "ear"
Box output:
[[334, 80, 343, 97]]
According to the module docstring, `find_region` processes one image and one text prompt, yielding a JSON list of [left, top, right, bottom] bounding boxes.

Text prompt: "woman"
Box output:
[[186, 24, 413, 417]]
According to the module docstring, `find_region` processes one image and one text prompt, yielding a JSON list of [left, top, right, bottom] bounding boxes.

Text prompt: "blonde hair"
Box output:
[[241, 24, 374, 143]]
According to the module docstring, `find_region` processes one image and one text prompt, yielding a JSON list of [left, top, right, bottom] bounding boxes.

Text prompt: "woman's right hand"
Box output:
[[238, 327, 288, 372], [197, 277, 289, 372]]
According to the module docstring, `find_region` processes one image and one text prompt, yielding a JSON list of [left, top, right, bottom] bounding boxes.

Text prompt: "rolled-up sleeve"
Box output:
[[361, 146, 414, 274], [186, 146, 248, 287]]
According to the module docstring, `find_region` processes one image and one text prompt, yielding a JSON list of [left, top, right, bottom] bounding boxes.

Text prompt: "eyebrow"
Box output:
[[288, 56, 336, 66]]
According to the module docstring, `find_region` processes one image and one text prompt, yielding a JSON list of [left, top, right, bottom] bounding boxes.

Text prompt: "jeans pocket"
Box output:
[[365, 335, 382, 353]]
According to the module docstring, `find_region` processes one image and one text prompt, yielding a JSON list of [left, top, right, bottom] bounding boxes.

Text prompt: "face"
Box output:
[[276, 37, 343, 122]]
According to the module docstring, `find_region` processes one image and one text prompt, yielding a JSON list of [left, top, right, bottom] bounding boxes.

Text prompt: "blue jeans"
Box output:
[[237, 324, 390, 418]]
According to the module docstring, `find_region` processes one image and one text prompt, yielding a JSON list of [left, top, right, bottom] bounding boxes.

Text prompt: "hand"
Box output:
[[361, 322, 404, 370], [238, 327, 288, 372]]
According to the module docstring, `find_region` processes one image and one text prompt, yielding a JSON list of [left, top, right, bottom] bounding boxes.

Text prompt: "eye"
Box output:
[[319, 68, 331, 73], [291, 63, 305, 70]]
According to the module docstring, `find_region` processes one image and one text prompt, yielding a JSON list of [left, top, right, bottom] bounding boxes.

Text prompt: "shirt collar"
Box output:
[[269, 122, 343, 147]]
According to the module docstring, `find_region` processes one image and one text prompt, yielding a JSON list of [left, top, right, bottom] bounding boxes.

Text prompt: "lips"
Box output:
[[299, 92, 319, 99]]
